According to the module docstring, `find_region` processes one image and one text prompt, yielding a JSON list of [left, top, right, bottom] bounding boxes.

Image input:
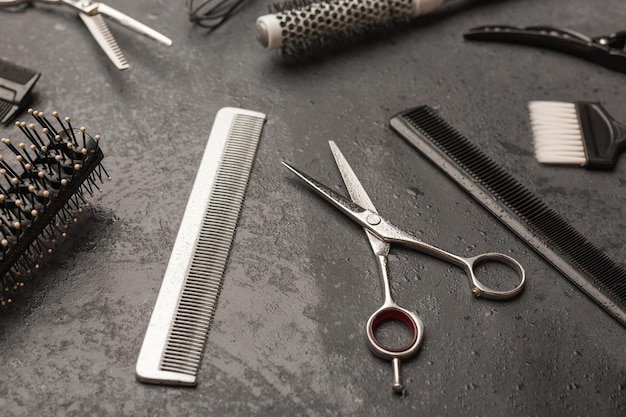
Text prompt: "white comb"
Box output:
[[136, 107, 266, 386]]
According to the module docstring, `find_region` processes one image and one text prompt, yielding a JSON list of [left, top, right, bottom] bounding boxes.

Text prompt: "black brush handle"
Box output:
[[577, 102, 626, 169]]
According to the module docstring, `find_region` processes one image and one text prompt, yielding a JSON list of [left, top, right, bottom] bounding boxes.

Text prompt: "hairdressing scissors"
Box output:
[[0, 0, 172, 70], [282, 141, 526, 393]]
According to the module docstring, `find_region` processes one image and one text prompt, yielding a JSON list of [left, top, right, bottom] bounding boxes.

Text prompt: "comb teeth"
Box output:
[[91, 14, 128, 69], [0, 58, 41, 125], [528, 101, 586, 165], [0, 109, 109, 307], [136, 108, 266, 386], [0, 100, 15, 124], [79, 13, 129, 70], [160, 114, 264, 376], [0, 58, 38, 86], [391, 105, 626, 326]]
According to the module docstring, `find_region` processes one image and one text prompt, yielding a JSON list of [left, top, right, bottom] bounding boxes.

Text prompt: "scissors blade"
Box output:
[[282, 160, 373, 223], [79, 13, 130, 70], [328, 141, 389, 256], [328, 141, 378, 212], [95, 3, 173, 47]]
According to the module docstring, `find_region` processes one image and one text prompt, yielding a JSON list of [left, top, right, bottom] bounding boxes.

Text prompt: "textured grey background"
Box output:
[[0, 0, 625, 416]]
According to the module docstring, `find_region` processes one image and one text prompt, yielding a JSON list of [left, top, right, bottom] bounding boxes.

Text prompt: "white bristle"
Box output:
[[528, 101, 586, 166]]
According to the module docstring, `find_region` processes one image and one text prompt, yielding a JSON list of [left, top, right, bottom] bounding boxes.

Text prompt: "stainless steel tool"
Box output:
[[136, 107, 266, 386], [0, 0, 172, 69], [283, 141, 526, 393]]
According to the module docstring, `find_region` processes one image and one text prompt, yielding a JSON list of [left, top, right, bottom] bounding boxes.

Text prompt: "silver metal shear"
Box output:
[[283, 141, 526, 393], [0, 0, 173, 70]]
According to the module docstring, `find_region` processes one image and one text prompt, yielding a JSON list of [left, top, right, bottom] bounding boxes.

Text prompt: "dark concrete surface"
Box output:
[[0, 0, 625, 416]]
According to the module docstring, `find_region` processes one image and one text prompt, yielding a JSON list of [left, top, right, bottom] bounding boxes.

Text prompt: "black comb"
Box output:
[[0, 109, 109, 307], [0, 58, 41, 125], [390, 105, 626, 326]]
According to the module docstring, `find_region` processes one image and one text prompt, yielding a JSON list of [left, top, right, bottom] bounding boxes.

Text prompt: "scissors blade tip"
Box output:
[[281, 160, 307, 179], [281, 160, 295, 171]]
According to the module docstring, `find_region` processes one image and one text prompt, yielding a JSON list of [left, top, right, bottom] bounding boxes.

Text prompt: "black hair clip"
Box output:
[[463, 25, 626, 73]]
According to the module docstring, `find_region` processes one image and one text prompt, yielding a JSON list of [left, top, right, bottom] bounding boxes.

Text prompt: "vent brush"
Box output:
[[0, 109, 109, 307], [256, 0, 453, 56], [528, 101, 626, 170]]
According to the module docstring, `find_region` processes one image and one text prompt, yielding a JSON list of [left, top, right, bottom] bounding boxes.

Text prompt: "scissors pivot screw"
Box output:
[[366, 214, 381, 225], [472, 287, 482, 297]]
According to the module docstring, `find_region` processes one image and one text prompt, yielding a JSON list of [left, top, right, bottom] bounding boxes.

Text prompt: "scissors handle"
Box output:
[[365, 303, 424, 393], [95, 3, 173, 47], [383, 224, 526, 300], [463, 252, 526, 300]]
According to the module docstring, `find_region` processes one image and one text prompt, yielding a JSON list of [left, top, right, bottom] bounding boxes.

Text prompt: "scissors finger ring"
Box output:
[[366, 304, 424, 392]]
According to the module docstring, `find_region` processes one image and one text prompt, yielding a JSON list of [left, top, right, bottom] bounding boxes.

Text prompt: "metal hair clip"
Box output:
[[463, 25, 626, 73]]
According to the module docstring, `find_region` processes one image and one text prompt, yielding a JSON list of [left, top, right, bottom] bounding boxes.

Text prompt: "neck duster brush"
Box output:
[[0, 109, 109, 307], [256, 0, 453, 56], [528, 101, 626, 170]]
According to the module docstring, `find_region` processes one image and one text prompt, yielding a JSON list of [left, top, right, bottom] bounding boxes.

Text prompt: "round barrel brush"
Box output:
[[256, 0, 453, 56]]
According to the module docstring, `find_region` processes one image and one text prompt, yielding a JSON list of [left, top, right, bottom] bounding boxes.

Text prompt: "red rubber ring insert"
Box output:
[[371, 308, 419, 353]]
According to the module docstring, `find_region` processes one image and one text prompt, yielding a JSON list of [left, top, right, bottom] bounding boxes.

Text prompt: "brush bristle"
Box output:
[[0, 109, 109, 307], [264, 0, 414, 56], [528, 101, 587, 166]]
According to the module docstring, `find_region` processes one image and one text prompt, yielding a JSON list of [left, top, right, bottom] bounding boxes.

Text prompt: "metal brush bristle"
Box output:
[[270, 0, 316, 13], [0, 109, 109, 307], [256, 0, 454, 56], [257, 0, 415, 56], [528, 101, 586, 166]]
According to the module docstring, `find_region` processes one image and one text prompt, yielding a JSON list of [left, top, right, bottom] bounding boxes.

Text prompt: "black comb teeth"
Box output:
[[390, 105, 626, 326], [0, 58, 41, 125], [0, 109, 109, 307]]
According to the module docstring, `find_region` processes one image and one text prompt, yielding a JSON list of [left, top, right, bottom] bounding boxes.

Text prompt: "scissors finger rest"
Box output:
[[366, 304, 425, 393]]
